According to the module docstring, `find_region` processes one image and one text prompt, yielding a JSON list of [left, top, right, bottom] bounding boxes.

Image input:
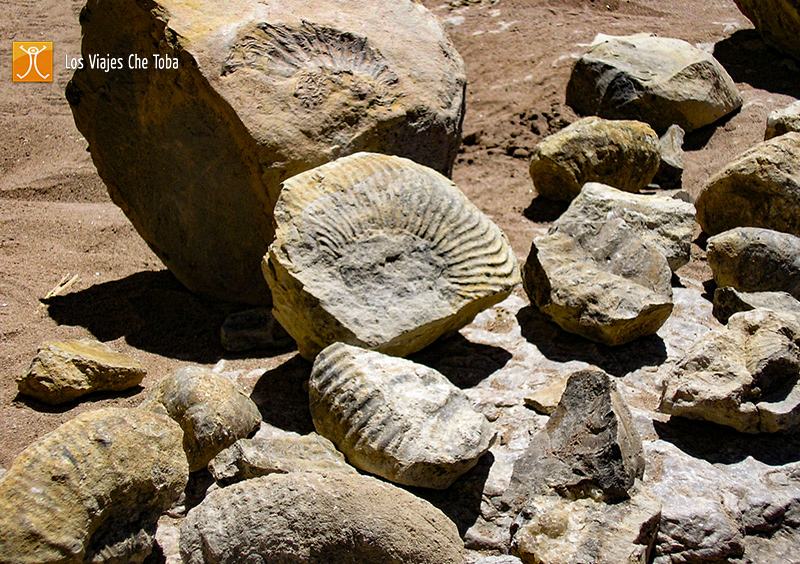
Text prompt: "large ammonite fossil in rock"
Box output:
[[262, 152, 520, 360]]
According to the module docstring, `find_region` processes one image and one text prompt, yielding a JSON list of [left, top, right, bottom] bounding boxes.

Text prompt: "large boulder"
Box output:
[[659, 308, 800, 433], [523, 184, 676, 345], [696, 133, 800, 236], [263, 152, 520, 359], [0, 408, 187, 564], [528, 116, 661, 201], [16, 338, 145, 405], [706, 227, 800, 300], [765, 100, 800, 140], [180, 472, 464, 564], [67, 0, 466, 305], [309, 342, 493, 489], [733, 0, 800, 61], [566, 33, 742, 133], [140, 365, 261, 471]]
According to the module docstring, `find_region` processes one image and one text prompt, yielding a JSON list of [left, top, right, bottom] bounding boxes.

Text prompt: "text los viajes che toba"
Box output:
[[65, 52, 179, 71]]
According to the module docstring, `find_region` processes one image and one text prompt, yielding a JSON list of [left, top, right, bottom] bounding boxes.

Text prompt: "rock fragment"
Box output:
[[765, 100, 800, 140], [0, 408, 188, 564], [309, 342, 493, 489], [140, 366, 261, 471], [713, 286, 800, 324], [220, 307, 293, 352], [653, 124, 686, 190], [733, 0, 800, 61], [16, 338, 145, 405]]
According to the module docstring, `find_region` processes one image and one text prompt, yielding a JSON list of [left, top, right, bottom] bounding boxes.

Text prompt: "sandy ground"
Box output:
[[1, 0, 798, 470]]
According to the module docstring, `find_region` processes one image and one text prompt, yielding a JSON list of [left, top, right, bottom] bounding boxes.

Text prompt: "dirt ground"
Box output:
[[1, 0, 798, 469]]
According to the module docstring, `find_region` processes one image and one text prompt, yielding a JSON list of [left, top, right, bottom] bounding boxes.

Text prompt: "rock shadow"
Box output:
[[516, 305, 668, 377], [714, 29, 800, 99], [683, 110, 739, 152], [250, 354, 314, 435], [523, 195, 569, 223], [654, 417, 800, 466], [409, 333, 512, 389], [12, 385, 145, 414]]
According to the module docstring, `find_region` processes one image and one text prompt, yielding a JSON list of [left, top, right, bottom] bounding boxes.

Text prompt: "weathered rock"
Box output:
[[0, 408, 187, 564], [140, 366, 261, 471], [511, 485, 662, 564], [180, 472, 464, 564], [220, 307, 293, 352], [523, 184, 675, 345], [766, 100, 800, 140], [659, 308, 800, 433], [469, 557, 523, 564], [566, 33, 742, 133], [68, 0, 466, 305], [713, 286, 800, 324], [707, 227, 800, 300], [16, 338, 145, 404], [208, 433, 355, 486], [733, 0, 800, 61], [310, 342, 494, 489], [653, 124, 686, 190], [528, 117, 661, 201], [523, 375, 568, 415], [264, 152, 520, 359], [510, 369, 645, 504], [696, 133, 800, 236]]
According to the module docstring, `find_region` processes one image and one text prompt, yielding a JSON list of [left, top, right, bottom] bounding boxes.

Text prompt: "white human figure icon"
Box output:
[[16, 44, 50, 80]]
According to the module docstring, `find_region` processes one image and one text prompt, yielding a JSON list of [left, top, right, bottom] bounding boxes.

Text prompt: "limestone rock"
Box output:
[[523, 376, 568, 415], [67, 0, 466, 304], [469, 557, 523, 564], [16, 338, 145, 405], [713, 286, 800, 324], [696, 133, 800, 236], [208, 433, 355, 486], [523, 184, 675, 346], [653, 124, 686, 190], [566, 33, 742, 133], [0, 408, 187, 564], [309, 342, 494, 489], [659, 308, 800, 433], [180, 472, 464, 564], [264, 152, 520, 359], [528, 117, 660, 201], [733, 0, 800, 61], [140, 366, 261, 471], [220, 307, 293, 352], [707, 227, 800, 300], [766, 100, 800, 140]]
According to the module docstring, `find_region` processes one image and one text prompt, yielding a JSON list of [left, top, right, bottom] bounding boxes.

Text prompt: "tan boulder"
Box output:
[[765, 100, 800, 140], [734, 0, 800, 61]]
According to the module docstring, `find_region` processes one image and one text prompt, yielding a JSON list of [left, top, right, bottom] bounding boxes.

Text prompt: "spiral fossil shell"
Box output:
[[263, 152, 521, 359]]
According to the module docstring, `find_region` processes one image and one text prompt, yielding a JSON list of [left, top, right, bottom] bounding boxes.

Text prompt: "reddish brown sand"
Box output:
[[1, 0, 798, 468]]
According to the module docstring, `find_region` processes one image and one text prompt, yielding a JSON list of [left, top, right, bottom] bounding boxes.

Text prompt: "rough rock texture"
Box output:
[[528, 116, 660, 201], [733, 0, 800, 61], [696, 133, 800, 236], [310, 342, 493, 489], [208, 433, 355, 486], [707, 227, 800, 300], [512, 486, 662, 564], [67, 0, 466, 305], [469, 557, 523, 564], [523, 184, 676, 346], [220, 307, 293, 352], [523, 375, 568, 415], [0, 408, 187, 564], [140, 366, 261, 471], [654, 124, 686, 190], [16, 338, 145, 404], [765, 100, 800, 140], [264, 152, 520, 359], [566, 33, 742, 133], [713, 286, 800, 324], [180, 472, 464, 564], [659, 308, 800, 433]]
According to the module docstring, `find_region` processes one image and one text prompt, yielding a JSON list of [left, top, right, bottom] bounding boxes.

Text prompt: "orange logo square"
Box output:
[[13, 42, 53, 82]]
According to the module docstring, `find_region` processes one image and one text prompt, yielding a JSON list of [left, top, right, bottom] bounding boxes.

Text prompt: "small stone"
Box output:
[[0, 408, 188, 564], [713, 286, 800, 324], [180, 472, 465, 564], [208, 433, 356, 486], [469, 557, 523, 564], [220, 307, 293, 352], [309, 342, 494, 489], [653, 124, 686, 190], [733, 0, 800, 61], [566, 33, 741, 133], [696, 133, 800, 236], [765, 101, 800, 140], [16, 338, 146, 405], [523, 376, 568, 415], [528, 116, 661, 201], [140, 366, 261, 471]]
